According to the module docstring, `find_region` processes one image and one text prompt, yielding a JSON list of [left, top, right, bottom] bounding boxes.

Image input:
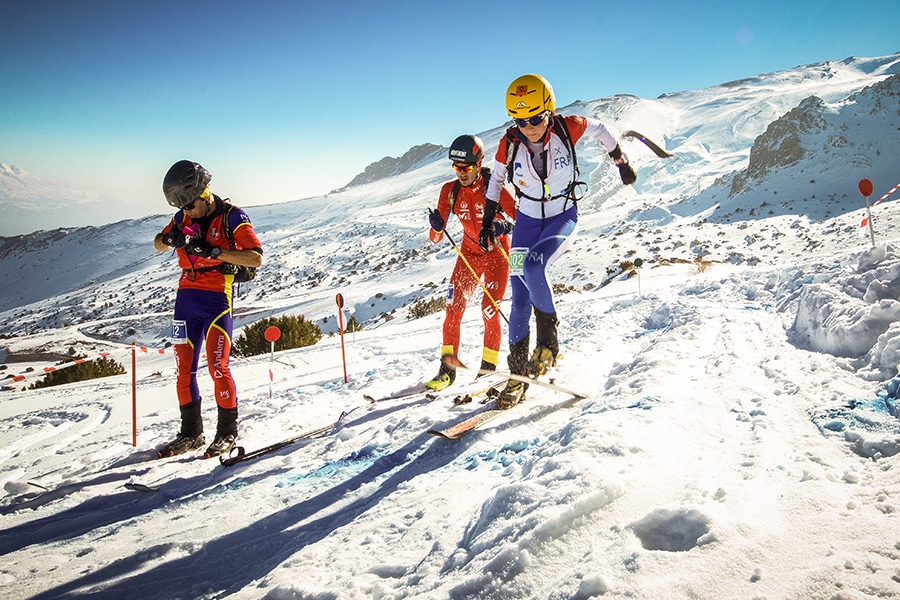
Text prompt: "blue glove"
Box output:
[[492, 219, 513, 237], [186, 238, 221, 259], [429, 209, 445, 232]]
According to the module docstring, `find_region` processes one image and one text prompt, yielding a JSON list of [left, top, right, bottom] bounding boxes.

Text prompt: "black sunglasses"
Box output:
[[514, 113, 548, 128]]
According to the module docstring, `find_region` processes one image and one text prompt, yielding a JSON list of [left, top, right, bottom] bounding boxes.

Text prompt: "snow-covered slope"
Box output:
[[1, 54, 899, 600]]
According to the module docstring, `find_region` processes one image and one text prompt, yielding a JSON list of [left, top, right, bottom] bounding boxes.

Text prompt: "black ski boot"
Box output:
[[530, 310, 559, 376], [477, 358, 497, 378], [158, 400, 205, 458], [497, 337, 530, 409], [205, 407, 238, 458]]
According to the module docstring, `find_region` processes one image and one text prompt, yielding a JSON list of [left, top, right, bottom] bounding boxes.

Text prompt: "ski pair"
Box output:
[[428, 356, 587, 439]]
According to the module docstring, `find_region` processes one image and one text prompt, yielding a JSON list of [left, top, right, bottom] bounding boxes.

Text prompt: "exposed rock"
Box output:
[[344, 143, 445, 188]]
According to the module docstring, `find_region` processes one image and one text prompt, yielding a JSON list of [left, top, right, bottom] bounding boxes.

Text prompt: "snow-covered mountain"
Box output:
[[0, 164, 130, 238], [1, 54, 900, 599], [1, 53, 898, 336]]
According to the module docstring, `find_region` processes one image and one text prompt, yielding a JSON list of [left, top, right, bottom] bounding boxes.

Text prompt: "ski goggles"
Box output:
[[514, 112, 549, 128], [452, 163, 477, 174]]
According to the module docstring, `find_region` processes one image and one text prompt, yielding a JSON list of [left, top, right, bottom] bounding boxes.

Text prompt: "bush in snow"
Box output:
[[29, 356, 126, 389], [234, 315, 322, 357]]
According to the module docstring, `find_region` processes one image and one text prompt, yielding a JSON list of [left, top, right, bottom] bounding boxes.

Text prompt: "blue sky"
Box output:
[[1, 0, 898, 222]]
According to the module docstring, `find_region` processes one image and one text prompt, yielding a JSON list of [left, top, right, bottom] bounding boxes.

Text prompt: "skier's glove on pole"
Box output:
[[479, 224, 496, 252], [493, 219, 512, 237], [479, 199, 500, 251], [428, 209, 445, 233]]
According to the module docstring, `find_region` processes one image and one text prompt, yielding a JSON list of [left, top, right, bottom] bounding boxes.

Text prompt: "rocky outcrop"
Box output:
[[344, 143, 445, 188]]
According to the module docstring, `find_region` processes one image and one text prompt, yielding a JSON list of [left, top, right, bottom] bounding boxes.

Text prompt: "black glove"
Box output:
[[160, 231, 190, 248], [618, 161, 637, 185], [186, 238, 221, 259], [429, 209, 445, 232], [479, 224, 495, 252], [608, 144, 637, 185]]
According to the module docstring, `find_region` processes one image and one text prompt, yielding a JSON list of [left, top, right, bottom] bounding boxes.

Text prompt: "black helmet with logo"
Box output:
[[448, 135, 485, 164], [162, 160, 211, 208]]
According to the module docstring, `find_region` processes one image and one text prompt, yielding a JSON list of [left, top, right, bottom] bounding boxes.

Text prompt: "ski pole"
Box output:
[[437, 222, 509, 325]]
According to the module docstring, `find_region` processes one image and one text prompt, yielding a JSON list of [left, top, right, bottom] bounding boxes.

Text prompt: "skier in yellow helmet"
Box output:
[[480, 74, 636, 408]]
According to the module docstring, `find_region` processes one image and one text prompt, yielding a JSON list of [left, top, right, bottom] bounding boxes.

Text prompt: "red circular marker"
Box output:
[[264, 326, 281, 343], [859, 178, 874, 197], [335, 293, 344, 309]]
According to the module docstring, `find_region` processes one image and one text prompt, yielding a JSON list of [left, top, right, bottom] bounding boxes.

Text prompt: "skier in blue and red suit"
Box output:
[[154, 160, 263, 459], [479, 74, 637, 408]]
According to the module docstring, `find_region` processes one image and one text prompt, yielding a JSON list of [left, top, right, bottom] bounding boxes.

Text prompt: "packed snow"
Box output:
[[1, 53, 899, 599]]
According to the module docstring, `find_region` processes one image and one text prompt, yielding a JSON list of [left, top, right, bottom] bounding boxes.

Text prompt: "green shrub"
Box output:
[[234, 314, 323, 356], [29, 356, 126, 389], [344, 316, 363, 332], [408, 296, 446, 319]]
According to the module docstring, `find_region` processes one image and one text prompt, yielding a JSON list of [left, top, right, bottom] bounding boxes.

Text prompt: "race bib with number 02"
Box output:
[[508, 247, 528, 276]]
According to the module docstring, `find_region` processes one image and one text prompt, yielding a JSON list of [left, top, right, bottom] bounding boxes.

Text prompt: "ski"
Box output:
[[219, 408, 357, 468], [622, 130, 673, 158], [428, 400, 509, 439], [363, 383, 429, 403]]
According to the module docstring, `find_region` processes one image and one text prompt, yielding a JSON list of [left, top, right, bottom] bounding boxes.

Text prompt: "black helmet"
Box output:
[[448, 135, 484, 164], [162, 160, 211, 208]]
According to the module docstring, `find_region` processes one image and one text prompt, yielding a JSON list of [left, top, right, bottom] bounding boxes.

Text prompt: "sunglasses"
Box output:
[[453, 163, 477, 174], [514, 113, 548, 128], [183, 187, 210, 211]]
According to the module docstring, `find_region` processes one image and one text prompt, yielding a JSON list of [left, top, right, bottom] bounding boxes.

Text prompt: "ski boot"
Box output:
[[158, 433, 205, 458], [205, 434, 237, 458], [476, 358, 497, 379], [530, 310, 559, 376], [497, 337, 530, 409], [205, 407, 238, 458], [426, 362, 456, 391], [158, 399, 205, 458]]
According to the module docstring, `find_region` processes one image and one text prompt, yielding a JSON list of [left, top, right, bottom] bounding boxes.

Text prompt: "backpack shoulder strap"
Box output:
[[221, 200, 237, 250], [504, 127, 519, 184], [449, 180, 461, 212], [552, 115, 578, 175]]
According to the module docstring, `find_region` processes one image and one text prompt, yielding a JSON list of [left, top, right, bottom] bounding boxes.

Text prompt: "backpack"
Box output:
[[173, 198, 257, 283], [504, 115, 586, 204]]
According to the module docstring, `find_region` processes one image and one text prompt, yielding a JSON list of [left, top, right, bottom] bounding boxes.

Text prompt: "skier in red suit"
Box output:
[[426, 135, 517, 390], [154, 160, 263, 458]]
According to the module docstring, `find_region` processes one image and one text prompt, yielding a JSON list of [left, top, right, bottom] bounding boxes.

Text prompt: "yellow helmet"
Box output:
[[505, 74, 556, 118]]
